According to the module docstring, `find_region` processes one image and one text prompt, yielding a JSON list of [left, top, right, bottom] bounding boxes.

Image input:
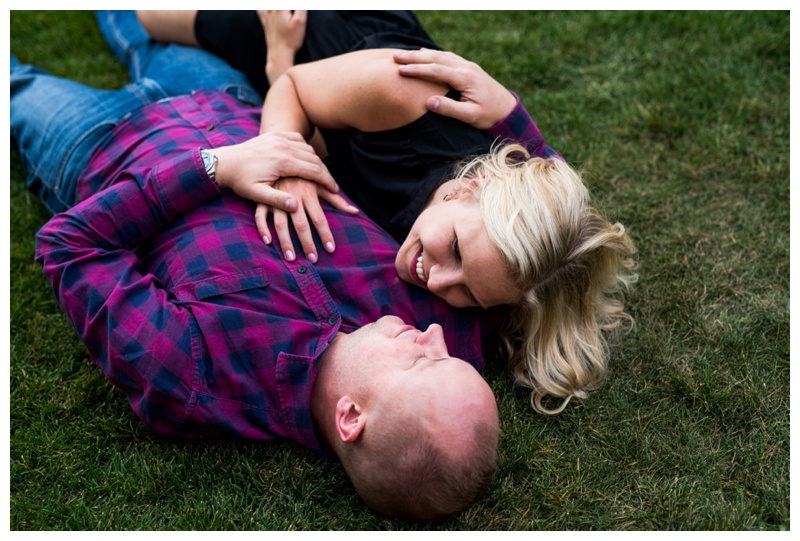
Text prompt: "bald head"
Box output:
[[353, 377, 499, 521], [313, 315, 500, 520]]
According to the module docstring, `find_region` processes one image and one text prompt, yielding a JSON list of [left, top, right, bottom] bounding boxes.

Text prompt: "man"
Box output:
[[11, 12, 498, 521]]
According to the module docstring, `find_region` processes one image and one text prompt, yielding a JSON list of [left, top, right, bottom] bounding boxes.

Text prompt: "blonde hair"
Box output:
[[339, 400, 499, 521], [455, 144, 638, 414]]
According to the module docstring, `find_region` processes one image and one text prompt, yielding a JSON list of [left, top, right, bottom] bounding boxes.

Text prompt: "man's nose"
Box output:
[[418, 323, 450, 359]]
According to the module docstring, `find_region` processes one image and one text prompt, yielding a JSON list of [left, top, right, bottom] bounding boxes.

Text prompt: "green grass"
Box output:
[[9, 10, 789, 530]]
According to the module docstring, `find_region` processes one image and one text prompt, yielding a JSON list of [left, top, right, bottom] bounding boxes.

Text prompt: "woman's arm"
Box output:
[[393, 48, 516, 129], [256, 49, 450, 263], [258, 10, 307, 85], [393, 48, 563, 160], [262, 47, 447, 135]]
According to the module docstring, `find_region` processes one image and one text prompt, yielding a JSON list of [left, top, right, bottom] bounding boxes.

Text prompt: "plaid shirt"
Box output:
[[35, 90, 484, 455], [488, 92, 563, 161]]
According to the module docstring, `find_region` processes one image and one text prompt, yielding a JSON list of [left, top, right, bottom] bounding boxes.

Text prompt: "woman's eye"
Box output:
[[453, 237, 461, 261]]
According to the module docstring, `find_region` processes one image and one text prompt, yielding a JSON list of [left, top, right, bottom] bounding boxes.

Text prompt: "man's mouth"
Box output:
[[396, 325, 417, 338]]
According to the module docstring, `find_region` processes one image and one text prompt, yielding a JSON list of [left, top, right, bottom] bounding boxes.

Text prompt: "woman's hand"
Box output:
[[258, 10, 307, 84], [213, 131, 337, 213], [393, 48, 517, 129], [254, 178, 359, 263]]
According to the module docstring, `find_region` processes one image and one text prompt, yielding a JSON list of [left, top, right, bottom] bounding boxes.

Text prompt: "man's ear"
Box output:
[[335, 396, 366, 443]]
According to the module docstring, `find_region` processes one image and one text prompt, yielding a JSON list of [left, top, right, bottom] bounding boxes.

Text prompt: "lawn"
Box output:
[[9, 10, 789, 530]]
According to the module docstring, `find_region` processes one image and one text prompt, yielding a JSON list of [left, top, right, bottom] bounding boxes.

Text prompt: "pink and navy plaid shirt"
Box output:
[[489, 92, 562, 161], [35, 90, 486, 455]]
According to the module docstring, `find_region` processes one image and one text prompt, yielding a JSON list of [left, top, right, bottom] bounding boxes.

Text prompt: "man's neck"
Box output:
[[309, 333, 348, 450]]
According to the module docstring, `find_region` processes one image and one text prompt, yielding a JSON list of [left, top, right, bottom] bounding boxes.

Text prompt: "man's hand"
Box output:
[[213, 131, 336, 213], [259, 9, 307, 84], [254, 178, 358, 263], [394, 48, 517, 129]]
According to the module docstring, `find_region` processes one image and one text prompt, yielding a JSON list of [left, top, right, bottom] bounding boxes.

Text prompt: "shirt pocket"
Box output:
[[167, 220, 269, 302]]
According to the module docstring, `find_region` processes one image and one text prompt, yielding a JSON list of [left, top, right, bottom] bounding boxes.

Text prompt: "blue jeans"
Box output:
[[11, 10, 261, 214]]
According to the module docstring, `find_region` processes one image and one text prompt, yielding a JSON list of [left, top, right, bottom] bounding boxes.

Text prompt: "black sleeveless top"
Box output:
[[321, 89, 494, 241], [196, 10, 439, 96]]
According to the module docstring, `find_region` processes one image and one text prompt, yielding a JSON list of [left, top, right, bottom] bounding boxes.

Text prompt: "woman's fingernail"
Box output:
[[325, 242, 334, 253], [285, 198, 297, 211], [285, 249, 295, 261], [262, 235, 271, 245], [307, 252, 318, 264], [430, 98, 440, 110]]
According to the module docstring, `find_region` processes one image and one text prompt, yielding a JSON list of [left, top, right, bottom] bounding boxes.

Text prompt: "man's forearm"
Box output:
[[35, 149, 219, 340], [34, 149, 215, 436], [38, 150, 217, 257], [488, 92, 563, 161]]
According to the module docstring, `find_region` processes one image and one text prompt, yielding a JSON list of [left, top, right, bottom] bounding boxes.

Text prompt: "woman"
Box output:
[[138, 10, 637, 413], [137, 10, 561, 247]]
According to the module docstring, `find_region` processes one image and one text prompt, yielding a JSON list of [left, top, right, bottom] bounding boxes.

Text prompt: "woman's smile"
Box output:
[[414, 250, 427, 284]]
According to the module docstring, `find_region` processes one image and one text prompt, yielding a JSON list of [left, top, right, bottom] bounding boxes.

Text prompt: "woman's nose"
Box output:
[[427, 264, 459, 293]]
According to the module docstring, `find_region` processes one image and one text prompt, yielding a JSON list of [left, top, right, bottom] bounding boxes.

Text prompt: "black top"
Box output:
[[321, 88, 493, 241], [195, 10, 439, 96]]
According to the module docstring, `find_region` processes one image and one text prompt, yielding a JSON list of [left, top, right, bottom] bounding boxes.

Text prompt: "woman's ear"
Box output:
[[463, 176, 484, 192], [451, 177, 483, 200], [335, 396, 366, 443]]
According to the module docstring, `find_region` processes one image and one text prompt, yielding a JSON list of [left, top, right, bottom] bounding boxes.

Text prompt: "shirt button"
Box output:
[[297, 266, 307, 274], [327, 316, 337, 326], [207, 124, 215, 131]]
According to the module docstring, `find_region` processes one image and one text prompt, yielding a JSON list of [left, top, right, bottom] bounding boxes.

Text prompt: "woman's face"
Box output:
[[395, 187, 518, 309]]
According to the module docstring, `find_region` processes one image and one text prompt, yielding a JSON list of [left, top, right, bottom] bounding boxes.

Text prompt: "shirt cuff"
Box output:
[[488, 91, 523, 132], [150, 149, 224, 220], [487, 91, 547, 157]]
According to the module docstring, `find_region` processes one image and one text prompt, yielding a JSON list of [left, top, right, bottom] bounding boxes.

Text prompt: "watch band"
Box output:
[[200, 149, 218, 180]]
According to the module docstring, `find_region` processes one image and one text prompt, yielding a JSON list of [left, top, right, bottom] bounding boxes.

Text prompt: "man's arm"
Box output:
[[36, 150, 219, 330], [393, 48, 563, 160], [35, 129, 347, 433], [34, 134, 335, 367], [393, 48, 516, 130], [35, 150, 216, 434], [486, 92, 563, 161], [214, 131, 340, 212]]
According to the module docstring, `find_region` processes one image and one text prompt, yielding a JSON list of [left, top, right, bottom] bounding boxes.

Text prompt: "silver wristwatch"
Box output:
[[200, 149, 218, 180]]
